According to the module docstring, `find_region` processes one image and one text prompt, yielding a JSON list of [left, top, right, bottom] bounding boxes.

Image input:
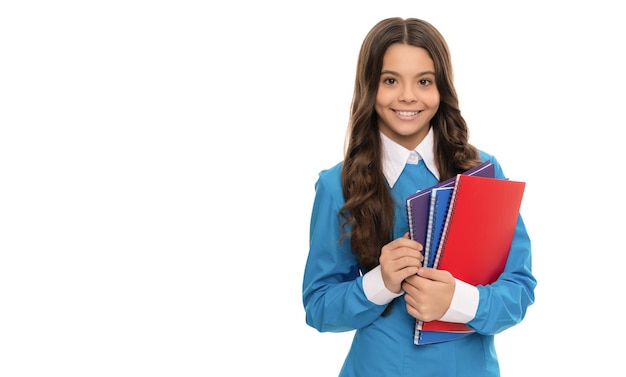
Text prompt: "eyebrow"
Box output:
[[381, 69, 436, 77]]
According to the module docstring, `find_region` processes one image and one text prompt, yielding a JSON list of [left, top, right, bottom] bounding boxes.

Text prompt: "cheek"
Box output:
[[425, 92, 441, 109], [376, 89, 395, 108]]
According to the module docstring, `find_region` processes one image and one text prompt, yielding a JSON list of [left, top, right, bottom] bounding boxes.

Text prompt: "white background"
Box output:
[[1, 1, 624, 376]]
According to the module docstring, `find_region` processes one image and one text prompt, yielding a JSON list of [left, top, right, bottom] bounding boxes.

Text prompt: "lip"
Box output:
[[393, 109, 421, 119]]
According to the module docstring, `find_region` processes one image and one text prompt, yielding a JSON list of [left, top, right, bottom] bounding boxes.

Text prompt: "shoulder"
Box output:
[[314, 161, 344, 201], [477, 149, 507, 179], [317, 161, 343, 182]]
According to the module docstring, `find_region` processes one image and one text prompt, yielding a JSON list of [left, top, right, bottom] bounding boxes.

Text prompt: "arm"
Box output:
[[469, 213, 536, 334], [469, 154, 537, 333], [302, 173, 388, 332]]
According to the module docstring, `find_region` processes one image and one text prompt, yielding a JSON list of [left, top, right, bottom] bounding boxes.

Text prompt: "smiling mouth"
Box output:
[[395, 110, 420, 117]]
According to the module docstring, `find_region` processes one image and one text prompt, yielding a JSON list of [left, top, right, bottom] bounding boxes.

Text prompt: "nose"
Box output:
[[398, 85, 417, 103]]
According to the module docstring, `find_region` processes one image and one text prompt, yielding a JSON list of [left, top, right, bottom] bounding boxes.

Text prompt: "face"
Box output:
[[375, 43, 440, 150]]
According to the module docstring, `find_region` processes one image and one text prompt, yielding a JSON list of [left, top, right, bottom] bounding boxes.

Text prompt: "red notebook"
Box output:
[[416, 174, 526, 341]]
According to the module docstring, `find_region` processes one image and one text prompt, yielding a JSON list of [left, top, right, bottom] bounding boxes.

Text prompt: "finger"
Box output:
[[381, 249, 423, 267], [395, 266, 421, 282], [403, 274, 420, 286], [416, 267, 447, 281], [405, 301, 422, 321], [401, 280, 414, 294], [388, 236, 423, 252], [403, 290, 416, 306], [403, 274, 428, 293]]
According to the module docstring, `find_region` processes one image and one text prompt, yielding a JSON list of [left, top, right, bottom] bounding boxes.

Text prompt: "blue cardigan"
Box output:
[[302, 151, 536, 377]]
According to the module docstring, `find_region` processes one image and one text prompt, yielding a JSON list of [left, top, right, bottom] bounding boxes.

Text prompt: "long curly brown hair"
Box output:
[[340, 17, 481, 270]]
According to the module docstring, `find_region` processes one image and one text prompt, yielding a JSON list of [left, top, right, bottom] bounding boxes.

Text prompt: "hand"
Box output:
[[379, 233, 424, 294], [402, 267, 455, 322]]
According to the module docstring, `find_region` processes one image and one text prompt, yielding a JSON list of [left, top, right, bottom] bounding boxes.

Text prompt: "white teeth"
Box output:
[[396, 111, 418, 116]]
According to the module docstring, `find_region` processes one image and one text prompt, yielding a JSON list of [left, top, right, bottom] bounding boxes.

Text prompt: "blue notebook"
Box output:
[[417, 189, 472, 346], [423, 186, 453, 268], [414, 329, 473, 346]]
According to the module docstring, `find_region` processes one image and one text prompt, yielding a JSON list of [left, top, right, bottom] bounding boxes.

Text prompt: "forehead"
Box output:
[[382, 43, 435, 73]]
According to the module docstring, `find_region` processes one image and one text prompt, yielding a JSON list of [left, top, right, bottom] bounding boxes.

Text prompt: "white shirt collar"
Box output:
[[380, 128, 440, 188]]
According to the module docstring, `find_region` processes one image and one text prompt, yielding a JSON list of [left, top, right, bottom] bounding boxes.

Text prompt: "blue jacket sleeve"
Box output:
[[302, 166, 387, 332], [468, 153, 537, 334]]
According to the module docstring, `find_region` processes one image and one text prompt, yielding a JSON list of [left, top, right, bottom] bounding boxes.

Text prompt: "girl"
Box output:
[[302, 17, 536, 376]]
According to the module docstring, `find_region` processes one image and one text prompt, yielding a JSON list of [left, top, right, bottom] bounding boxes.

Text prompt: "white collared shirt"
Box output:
[[380, 128, 440, 188]]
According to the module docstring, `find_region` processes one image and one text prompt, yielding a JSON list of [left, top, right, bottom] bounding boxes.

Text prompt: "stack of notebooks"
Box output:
[[405, 161, 526, 345]]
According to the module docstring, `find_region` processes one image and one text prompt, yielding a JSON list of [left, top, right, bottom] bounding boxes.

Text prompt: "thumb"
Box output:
[[416, 266, 439, 280], [403, 232, 410, 239]]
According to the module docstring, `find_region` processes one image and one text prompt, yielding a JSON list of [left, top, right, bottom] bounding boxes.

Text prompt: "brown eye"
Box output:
[[419, 79, 433, 86]]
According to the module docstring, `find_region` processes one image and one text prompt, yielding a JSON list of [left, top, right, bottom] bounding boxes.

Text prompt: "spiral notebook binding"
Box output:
[[406, 200, 415, 239], [432, 174, 462, 269], [413, 321, 423, 344], [422, 191, 438, 268]]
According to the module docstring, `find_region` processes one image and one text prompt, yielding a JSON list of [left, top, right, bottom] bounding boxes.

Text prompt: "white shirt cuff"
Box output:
[[439, 278, 479, 323], [362, 265, 403, 305]]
